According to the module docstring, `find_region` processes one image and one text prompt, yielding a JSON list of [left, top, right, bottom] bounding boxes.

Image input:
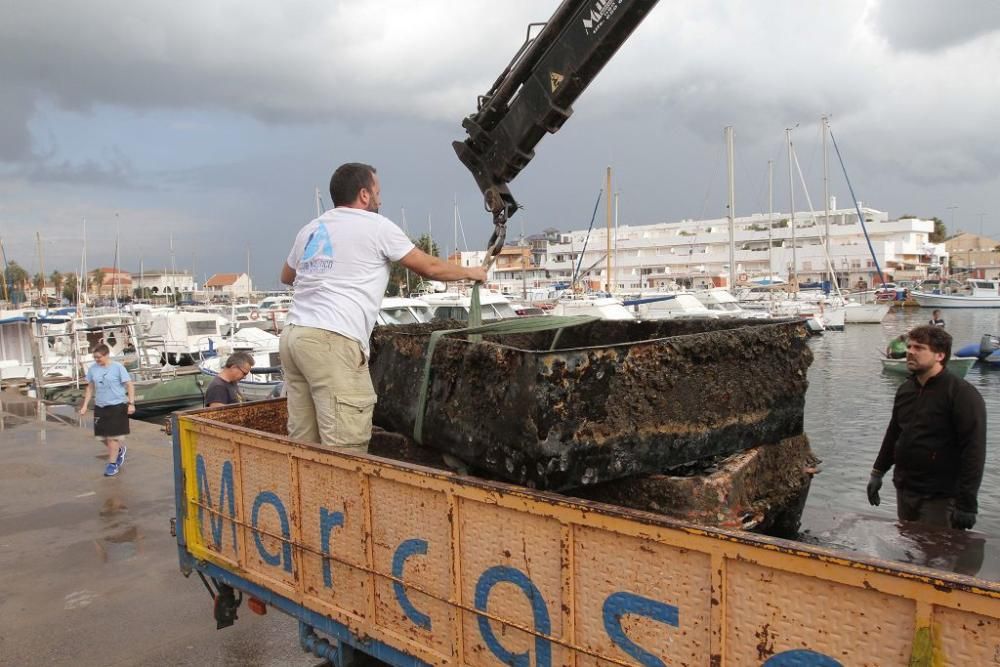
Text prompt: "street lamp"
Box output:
[[946, 204, 959, 234]]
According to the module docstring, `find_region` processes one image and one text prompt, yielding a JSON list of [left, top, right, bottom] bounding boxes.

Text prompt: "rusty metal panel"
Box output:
[[370, 318, 812, 490], [178, 405, 1000, 666], [297, 458, 369, 623]]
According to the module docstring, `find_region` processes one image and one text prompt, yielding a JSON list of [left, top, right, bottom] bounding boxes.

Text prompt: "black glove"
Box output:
[[866, 473, 883, 506], [951, 509, 976, 530]]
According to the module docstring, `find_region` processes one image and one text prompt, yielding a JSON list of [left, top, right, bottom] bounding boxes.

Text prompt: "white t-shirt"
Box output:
[[285, 207, 414, 354]]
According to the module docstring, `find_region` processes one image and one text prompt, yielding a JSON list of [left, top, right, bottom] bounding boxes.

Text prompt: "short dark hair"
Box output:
[[329, 163, 376, 207], [92, 343, 110, 356], [224, 351, 255, 370], [908, 324, 952, 366]]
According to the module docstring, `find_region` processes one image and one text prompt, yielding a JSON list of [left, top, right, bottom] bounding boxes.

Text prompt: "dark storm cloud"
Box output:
[[872, 0, 1000, 52]]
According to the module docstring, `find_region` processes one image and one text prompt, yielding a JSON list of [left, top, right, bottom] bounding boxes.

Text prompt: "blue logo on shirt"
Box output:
[[302, 224, 334, 261]]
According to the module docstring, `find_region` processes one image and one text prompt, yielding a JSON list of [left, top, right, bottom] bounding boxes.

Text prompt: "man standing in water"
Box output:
[[279, 162, 487, 449], [867, 325, 986, 529]]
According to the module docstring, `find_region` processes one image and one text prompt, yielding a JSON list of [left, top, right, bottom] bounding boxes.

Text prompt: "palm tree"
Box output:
[[91, 268, 106, 299], [33, 272, 45, 301], [63, 274, 79, 304], [50, 271, 64, 299]]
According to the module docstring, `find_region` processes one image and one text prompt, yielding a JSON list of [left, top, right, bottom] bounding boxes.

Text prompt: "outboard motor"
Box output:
[[978, 334, 999, 360]]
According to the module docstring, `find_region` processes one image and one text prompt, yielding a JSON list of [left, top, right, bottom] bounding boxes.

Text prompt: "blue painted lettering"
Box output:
[[251, 491, 292, 573], [195, 455, 236, 551], [474, 566, 551, 667], [392, 539, 431, 630], [319, 508, 344, 588], [602, 591, 679, 667], [763, 649, 843, 666]]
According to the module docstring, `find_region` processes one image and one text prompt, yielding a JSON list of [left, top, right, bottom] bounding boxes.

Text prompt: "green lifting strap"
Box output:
[[412, 313, 599, 444]]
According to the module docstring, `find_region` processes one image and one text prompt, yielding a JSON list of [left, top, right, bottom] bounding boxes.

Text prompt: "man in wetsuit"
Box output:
[[867, 325, 986, 530]]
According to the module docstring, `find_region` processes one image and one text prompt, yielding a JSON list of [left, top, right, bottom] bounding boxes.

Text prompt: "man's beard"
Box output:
[[366, 201, 379, 213]]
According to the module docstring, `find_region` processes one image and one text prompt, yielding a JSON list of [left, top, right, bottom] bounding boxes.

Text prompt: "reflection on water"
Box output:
[[802, 306, 1000, 580]]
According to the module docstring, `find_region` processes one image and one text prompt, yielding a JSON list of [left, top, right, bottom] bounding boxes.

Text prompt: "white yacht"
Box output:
[[694, 288, 770, 319], [420, 292, 519, 322], [378, 297, 433, 325], [551, 295, 634, 320], [912, 279, 1000, 309], [625, 293, 717, 320]]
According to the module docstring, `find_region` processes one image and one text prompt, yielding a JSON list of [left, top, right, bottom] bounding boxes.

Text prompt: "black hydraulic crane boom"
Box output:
[[453, 0, 660, 261]]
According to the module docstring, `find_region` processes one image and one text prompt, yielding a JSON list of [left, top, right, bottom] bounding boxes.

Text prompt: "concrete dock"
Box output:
[[0, 393, 318, 666]]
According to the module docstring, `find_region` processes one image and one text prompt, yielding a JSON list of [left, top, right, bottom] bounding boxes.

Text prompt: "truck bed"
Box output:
[[174, 400, 1000, 665]]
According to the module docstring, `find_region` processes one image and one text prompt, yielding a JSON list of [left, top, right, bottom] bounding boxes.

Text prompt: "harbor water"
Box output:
[[802, 306, 1000, 579]]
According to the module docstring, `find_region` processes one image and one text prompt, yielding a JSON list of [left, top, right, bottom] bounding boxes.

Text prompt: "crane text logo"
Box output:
[[582, 0, 621, 35]]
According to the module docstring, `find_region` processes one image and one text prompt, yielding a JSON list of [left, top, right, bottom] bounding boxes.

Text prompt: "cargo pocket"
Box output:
[[334, 393, 377, 447]]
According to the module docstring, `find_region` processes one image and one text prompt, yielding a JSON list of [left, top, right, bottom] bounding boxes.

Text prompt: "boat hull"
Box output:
[[880, 356, 975, 378], [911, 291, 1000, 308], [844, 303, 891, 323]]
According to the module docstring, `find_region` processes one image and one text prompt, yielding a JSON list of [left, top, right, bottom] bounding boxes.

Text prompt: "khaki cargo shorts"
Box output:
[[279, 324, 377, 449]]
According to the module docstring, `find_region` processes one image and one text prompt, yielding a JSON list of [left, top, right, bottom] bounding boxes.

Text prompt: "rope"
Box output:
[[412, 313, 599, 443]]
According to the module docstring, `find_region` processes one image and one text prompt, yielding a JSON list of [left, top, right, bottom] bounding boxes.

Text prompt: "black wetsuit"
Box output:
[[874, 368, 986, 514]]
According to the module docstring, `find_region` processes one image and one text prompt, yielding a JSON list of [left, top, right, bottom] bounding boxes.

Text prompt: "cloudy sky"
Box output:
[[2, 0, 998, 289]]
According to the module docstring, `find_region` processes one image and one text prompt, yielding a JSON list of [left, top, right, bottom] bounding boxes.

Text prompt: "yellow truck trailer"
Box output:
[[173, 400, 1000, 666]]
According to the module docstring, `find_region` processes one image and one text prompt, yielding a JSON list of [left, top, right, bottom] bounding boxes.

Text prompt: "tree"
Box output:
[[3, 261, 30, 304], [63, 274, 79, 304], [928, 217, 947, 244], [33, 272, 45, 296], [91, 268, 106, 298], [386, 234, 441, 297], [50, 271, 64, 299]]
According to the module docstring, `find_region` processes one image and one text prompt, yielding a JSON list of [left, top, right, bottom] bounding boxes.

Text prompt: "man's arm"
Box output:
[[280, 263, 296, 286], [954, 384, 987, 514], [872, 403, 901, 476], [398, 248, 487, 283]]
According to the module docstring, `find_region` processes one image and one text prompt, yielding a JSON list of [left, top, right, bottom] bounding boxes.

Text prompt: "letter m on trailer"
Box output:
[[196, 454, 238, 555]]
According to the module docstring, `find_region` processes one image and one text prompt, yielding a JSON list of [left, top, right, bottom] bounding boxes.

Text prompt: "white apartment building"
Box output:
[[131, 270, 197, 295], [542, 207, 946, 291]]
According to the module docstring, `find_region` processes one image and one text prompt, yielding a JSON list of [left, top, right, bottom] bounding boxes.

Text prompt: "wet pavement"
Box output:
[[0, 392, 319, 666]]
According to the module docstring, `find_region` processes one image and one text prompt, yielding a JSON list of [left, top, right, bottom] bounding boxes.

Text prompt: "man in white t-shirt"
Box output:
[[279, 162, 487, 449]]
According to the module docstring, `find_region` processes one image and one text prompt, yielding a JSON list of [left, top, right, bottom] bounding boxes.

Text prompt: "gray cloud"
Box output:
[[0, 1, 998, 281], [871, 0, 1000, 52]]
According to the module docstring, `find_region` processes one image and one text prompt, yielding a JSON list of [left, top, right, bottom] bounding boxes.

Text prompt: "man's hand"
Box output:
[[127, 404, 136, 415], [866, 473, 883, 506], [467, 267, 488, 283], [78, 404, 87, 416], [951, 509, 976, 530]]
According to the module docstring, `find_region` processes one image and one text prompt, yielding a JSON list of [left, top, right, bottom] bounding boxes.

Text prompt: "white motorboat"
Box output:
[[378, 297, 433, 325], [694, 288, 770, 319], [550, 295, 634, 320], [626, 293, 717, 320], [141, 310, 229, 365], [420, 291, 520, 322], [911, 279, 1000, 309], [843, 301, 891, 323]]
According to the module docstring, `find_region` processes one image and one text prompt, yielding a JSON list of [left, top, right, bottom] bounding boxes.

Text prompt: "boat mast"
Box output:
[[401, 207, 411, 294], [726, 126, 736, 293], [605, 166, 613, 293], [315, 188, 325, 217], [822, 116, 831, 284], [785, 127, 798, 290], [36, 232, 46, 305], [614, 191, 620, 290], [768, 160, 774, 284]]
